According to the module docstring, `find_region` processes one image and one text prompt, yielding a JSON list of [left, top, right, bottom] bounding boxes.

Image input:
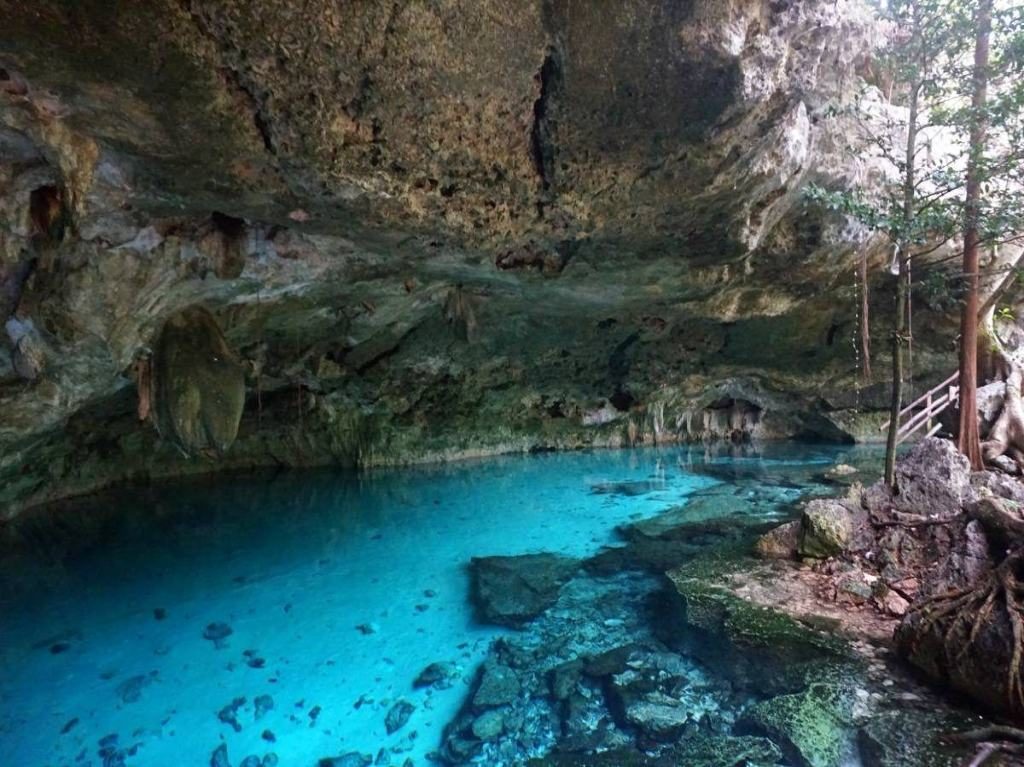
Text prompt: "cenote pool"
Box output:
[[0, 444, 885, 767]]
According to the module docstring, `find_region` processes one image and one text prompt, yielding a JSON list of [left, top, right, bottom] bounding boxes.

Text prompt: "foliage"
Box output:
[[808, 0, 1024, 258]]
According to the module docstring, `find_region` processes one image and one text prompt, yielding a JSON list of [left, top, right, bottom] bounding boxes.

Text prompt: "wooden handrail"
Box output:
[[880, 371, 960, 432]]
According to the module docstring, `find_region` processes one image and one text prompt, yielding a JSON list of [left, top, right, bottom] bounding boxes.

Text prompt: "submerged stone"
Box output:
[[210, 744, 230, 767], [319, 755, 372, 767], [472, 661, 521, 708], [857, 710, 965, 767], [385, 700, 415, 734], [470, 554, 579, 627], [413, 661, 459, 690], [471, 709, 505, 740]]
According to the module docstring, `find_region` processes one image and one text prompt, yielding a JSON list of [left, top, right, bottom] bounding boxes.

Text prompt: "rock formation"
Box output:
[[0, 1, 968, 514]]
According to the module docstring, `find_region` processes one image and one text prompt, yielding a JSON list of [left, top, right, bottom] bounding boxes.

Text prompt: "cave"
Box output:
[[28, 184, 65, 246], [2, 2, 1024, 766]]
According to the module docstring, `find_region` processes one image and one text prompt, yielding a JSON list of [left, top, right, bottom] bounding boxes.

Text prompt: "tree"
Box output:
[[810, 0, 1024, 480], [957, 0, 993, 470], [810, 0, 968, 488]]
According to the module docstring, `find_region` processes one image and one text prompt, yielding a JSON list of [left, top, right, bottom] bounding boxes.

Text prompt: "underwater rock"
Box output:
[[210, 743, 230, 767], [374, 747, 390, 765], [203, 621, 234, 648], [319, 753, 372, 767], [254, 694, 274, 720], [737, 684, 851, 767], [114, 671, 155, 703], [217, 696, 246, 732], [385, 699, 415, 734], [622, 695, 691, 741], [798, 499, 855, 559], [414, 662, 459, 690], [153, 306, 246, 458], [472, 661, 521, 708], [470, 709, 505, 740], [239, 757, 261, 767], [670, 734, 784, 766], [470, 554, 579, 627]]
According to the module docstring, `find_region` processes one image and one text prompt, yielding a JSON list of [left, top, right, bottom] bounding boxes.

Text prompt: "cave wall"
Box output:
[[0, 0, 961, 517]]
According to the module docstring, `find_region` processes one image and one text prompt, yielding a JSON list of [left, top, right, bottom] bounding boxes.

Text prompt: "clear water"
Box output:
[[0, 444, 878, 767]]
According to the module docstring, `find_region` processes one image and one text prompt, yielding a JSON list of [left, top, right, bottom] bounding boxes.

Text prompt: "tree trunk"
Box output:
[[860, 247, 872, 381], [958, 0, 993, 471], [885, 76, 921, 489]]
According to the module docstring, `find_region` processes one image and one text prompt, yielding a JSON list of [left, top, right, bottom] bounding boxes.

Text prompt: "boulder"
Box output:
[[755, 520, 800, 560], [799, 500, 855, 559], [318, 755, 372, 767], [857, 710, 966, 767], [470, 553, 579, 627], [472, 661, 521, 708], [414, 661, 459, 690], [738, 685, 851, 767], [893, 438, 973, 518], [384, 700, 414, 735], [666, 563, 851, 696], [471, 709, 505, 740], [977, 381, 1006, 437]]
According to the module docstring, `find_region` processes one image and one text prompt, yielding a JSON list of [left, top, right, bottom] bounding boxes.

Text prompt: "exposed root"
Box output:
[[908, 546, 1024, 712]]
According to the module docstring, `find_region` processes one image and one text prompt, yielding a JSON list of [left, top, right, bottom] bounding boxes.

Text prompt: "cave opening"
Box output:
[[29, 185, 65, 245]]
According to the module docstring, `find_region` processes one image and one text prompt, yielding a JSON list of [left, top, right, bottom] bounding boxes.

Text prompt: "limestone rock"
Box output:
[[470, 709, 505, 740], [472, 661, 521, 708], [470, 553, 578, 627], [153, 306, 246, 457], [856, 710, 965, 767], [0, 0, 924, 516], [977, 381, 1006, 437], [893, 438, 973, 518], [738, 685, 850, 767], [755, 520, 800, 560], [384, 700, 414, 735], [799, 500, 855, 559]]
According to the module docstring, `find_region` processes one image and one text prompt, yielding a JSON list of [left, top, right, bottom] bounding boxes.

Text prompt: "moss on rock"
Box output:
[[666, 557, 853, 695], [738, 684, 852, 767]]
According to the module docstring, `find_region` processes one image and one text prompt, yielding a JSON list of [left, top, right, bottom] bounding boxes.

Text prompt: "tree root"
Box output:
[[907, 547, 1024, 713]]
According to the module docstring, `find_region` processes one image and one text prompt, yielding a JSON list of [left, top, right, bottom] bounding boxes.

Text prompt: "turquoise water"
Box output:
[[0, 444, 874, 767]]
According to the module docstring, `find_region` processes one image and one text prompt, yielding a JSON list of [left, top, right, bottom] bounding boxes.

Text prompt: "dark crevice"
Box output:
[[29, 185, 66, 244], [222, 66, 276, 155], [175, 1, 276, 155], [530, 47, 559, 192], [826, 320, 841, 347]]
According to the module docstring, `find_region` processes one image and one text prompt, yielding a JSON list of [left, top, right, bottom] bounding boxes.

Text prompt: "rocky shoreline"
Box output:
[[423, 441, 1004, 767]]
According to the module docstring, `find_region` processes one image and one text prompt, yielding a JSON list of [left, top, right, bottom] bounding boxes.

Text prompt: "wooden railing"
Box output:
[[879, 371, 960, 445]]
